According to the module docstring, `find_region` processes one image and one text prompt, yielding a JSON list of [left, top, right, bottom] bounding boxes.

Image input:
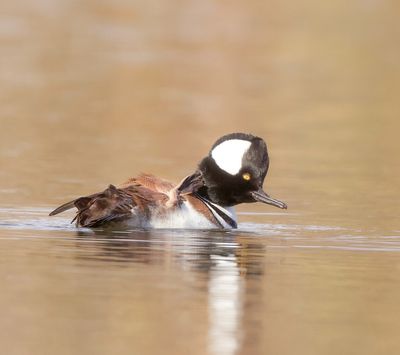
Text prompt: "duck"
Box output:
[[49, 132, 287, 229]]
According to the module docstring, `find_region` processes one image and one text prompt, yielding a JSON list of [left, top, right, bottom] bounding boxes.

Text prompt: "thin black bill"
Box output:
[[251, 189, 287, 209]]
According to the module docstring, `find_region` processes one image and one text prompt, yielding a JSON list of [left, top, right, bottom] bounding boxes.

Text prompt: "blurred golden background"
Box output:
[[1, 1, 400, 355], [1, 1, 399, 226]]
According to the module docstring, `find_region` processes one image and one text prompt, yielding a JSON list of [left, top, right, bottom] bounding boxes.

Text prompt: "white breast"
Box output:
[[149, 201, 236, 229]]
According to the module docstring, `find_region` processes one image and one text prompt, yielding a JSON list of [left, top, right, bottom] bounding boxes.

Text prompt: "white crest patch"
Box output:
[[211, 139, 251, 175]]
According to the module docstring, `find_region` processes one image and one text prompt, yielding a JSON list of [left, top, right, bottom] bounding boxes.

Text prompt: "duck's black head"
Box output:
[[197, 132, 287, 209]]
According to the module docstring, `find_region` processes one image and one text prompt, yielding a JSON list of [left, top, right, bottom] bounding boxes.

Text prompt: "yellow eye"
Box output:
[[242, 173, 251, 181]]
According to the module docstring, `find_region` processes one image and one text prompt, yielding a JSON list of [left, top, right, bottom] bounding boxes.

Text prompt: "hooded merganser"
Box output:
[[49, 133, 287, 229]]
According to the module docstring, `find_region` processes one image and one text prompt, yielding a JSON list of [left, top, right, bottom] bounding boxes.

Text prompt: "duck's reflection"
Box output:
[[208, 252, 242, 355], [75, 228, 266, 355]]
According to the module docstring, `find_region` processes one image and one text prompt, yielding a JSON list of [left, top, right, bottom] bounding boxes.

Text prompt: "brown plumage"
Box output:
[[49, 172, 219, 228]]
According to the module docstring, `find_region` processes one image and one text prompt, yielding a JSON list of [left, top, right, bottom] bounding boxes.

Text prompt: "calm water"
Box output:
[[1, 1, 400, 355]]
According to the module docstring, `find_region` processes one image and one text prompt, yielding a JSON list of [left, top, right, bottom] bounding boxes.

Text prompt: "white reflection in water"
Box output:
[[208, 254, 243, 355]]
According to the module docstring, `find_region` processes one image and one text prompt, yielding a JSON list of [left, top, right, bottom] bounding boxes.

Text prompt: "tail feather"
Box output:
[[49, 193, 98, 216], [49, 200, 77, 216], [49, 185, 136, 227]]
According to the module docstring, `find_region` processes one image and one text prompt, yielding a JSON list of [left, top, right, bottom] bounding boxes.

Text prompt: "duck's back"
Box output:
[[49, 173, 231, 229]]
